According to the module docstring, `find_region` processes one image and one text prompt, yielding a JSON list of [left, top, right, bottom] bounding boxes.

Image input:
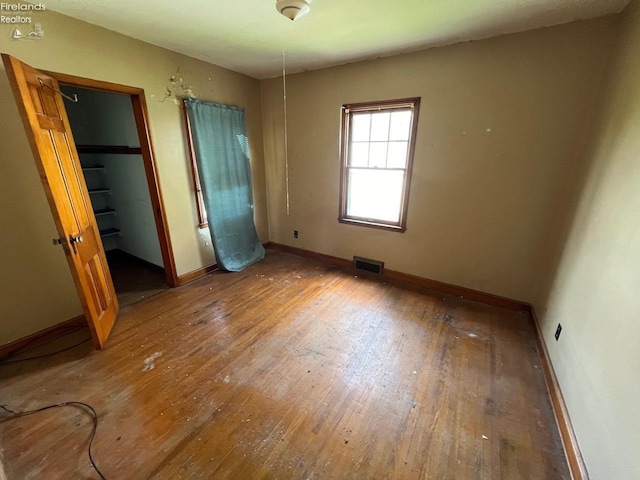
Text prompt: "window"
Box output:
[[339, 98, 420, 232], [183, 102, 208, 227]]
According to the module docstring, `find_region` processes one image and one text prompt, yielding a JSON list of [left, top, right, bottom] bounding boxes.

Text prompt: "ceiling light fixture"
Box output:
[[276, 0, 310, 21]]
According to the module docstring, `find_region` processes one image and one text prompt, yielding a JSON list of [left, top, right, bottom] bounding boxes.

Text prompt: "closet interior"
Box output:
[[62, 85, 169, 308]]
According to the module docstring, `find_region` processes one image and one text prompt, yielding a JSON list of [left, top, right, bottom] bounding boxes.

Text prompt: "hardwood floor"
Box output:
[[0, 251, 569, 479]]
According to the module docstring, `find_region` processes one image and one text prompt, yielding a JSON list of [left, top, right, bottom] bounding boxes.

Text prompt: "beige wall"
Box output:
[[538, 1, 640, 478], [0, 10, 267, 345], [261, 17, 617, 305]]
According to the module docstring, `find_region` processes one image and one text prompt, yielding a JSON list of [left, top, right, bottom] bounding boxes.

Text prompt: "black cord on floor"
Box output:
[[12, 326, 85, 355], [0, 337, 92, 365], [0, 402, 107, 480]]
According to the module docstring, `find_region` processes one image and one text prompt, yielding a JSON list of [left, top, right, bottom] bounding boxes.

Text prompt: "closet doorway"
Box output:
[[53, 73, 178, 308]]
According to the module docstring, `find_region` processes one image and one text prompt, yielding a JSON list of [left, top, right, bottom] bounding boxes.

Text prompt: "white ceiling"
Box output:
[[46, 0, 629, 79]]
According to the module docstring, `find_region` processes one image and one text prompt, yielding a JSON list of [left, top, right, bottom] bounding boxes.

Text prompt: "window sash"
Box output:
[[345, 168, 406, 225], [346, 166, 407, 172]]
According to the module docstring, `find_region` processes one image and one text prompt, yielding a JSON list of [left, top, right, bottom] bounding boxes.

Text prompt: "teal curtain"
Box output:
[[185, 98, 264, 272]]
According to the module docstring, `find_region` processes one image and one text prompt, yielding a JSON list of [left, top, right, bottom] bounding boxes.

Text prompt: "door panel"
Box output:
[[3, 53, 119, 349]]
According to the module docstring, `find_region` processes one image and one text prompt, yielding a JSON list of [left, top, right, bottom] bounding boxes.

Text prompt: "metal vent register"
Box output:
[[353, 256, 384, 275]]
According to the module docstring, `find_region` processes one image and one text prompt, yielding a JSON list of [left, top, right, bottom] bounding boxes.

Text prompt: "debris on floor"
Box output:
[[143, 352, 162, 371]]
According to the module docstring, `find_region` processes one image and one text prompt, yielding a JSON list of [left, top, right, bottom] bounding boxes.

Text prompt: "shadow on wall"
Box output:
[[533, 26, 627, 316]]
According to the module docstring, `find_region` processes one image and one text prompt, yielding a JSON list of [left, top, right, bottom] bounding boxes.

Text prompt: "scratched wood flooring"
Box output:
[[0, 250, 569, 479]]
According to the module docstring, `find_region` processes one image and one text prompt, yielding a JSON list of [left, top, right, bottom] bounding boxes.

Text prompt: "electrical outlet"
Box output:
[[293, 230, 299, 239], [554, 323, 562, 341]]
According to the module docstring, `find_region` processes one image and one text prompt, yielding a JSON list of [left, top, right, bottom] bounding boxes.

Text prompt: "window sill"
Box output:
[[339, 217, 406, 233]]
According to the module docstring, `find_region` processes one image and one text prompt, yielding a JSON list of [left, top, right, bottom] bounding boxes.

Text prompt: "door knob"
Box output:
[[52, 236, 71, 254], [69, 234, 84, 254]]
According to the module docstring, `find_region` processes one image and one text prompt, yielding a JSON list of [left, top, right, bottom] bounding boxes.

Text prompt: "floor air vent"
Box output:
[[353, 256, 384, 275]]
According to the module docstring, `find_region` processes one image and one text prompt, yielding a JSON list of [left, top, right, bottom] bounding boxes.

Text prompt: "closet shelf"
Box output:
[[99, 227, 121, 237], [77, 145, 142, 155], [94, 208, 116, 216]]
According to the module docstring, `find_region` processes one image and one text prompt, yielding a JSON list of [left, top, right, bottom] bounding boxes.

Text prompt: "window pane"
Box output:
[[351, 113, 370, 141], [368, 142, 388, 168], [370, 112, 390, 141], [387, 141, 408, 168], [389, 110, 412, 141], [349, 142, 369, 167], [347, 169, 404, 223]]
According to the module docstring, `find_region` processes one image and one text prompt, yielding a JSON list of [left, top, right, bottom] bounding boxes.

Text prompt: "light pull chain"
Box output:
[[283, 50, 290, 216]]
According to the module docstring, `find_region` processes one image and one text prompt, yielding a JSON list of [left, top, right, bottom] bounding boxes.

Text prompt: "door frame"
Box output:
[[47, 71, 179, 288]]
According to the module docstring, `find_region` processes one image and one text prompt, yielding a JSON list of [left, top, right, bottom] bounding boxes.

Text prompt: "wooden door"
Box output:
[[2, 54, 118, 349]]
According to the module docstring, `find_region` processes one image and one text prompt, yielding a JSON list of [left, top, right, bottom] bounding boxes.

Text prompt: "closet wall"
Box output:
[[63, 86, 164, 267]]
